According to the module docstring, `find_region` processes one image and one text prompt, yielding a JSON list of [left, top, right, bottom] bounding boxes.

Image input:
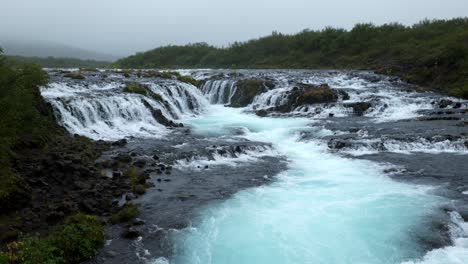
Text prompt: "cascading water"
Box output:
[[159, 105, 464, 264], [41, 69, 468, 264], [41, 79, 208, 140], [201, 79, 238, 104]]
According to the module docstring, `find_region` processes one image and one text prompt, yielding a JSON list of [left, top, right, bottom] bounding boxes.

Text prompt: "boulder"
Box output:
[[122, 227, 142, 239], [344, 102, 372, 116], [229, 79, 275, 107]]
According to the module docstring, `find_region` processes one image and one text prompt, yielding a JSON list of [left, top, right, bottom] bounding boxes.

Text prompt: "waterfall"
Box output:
[[201, 79, 238, 104], [41, 80, 209, 140]]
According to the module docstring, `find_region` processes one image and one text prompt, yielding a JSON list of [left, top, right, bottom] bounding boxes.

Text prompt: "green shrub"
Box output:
[[1, 214, 103, 264], [63, 72, 85, 80], [109, 204, 139, 224], [123, 83, 147, 96], [4, 237, 63, 264], [49, 214, 104, 264], [0, 167, 31, 213]]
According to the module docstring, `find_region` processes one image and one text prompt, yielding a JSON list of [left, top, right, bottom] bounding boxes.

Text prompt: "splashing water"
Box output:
[[160, 105, 458, 264]]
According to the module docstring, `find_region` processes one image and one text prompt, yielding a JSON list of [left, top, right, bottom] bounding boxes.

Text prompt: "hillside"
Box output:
[[1, 39, 118, 61], [115, 18, 468, 98]]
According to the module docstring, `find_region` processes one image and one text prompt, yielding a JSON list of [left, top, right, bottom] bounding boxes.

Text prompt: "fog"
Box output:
[[1, 0, 467, 57]]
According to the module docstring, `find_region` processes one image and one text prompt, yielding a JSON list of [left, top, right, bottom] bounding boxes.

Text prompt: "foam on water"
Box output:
[[41, 80, 208, 140], [159, 105, 451, 264]]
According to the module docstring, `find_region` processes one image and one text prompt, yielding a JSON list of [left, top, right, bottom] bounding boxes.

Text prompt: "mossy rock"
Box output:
[[109, 204, 139, 224], [295, 84, 338, 105], [64, 72, 85, 80], [228, 79, 275, 107], [123, 83, 148, 96], [177, 75, 198, 86]]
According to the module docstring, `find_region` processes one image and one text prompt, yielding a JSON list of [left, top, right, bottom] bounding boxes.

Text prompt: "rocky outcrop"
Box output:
[[268, 84, 341, 113], [344, 102, 372, 116], [142, 101, 183, 127], [229, 79, 275, 107]]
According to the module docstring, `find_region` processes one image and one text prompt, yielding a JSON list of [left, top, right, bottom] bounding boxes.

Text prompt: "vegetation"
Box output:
[[63, 72, 85, 80], [115, 18, 468, 98], [1, 214, 104, 264], [5, 56, 109, 68], [109, 203, 139, 224], [124, 167, 147, 195], [177, 75, 198, 86], [0, 48, 54, 213], [123, 83, 148, 95]]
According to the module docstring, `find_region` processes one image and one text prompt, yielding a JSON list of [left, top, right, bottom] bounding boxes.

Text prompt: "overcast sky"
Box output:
[[1, 0, 468, 56]]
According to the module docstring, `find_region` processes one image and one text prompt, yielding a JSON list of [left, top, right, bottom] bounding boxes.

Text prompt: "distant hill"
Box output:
[[5, 55, 110, 68], [0, 40, 118, 61]]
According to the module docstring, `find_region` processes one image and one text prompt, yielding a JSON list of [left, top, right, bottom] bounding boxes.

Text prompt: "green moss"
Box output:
[[79, 67, 98, 72], [124, 167, 148, 194], [109, 204, 139, 224], [63, 72, 85, 80], [133, 185, 146, 195], [160, 71, 174, 79], [121, 69, 132, 78], [123, 83, 147, 96], [151, 93, 163, 101], [177, 75, 198, 86]]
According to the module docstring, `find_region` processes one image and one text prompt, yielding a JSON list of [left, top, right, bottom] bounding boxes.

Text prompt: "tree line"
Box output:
[[115, 18, 468, 98]]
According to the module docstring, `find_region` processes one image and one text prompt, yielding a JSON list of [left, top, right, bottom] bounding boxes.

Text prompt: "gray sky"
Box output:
[[1, 0, 468, 57]]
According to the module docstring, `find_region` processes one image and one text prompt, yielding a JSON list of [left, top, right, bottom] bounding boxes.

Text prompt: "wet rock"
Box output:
[[114, 153, 132, 163], [229, 79, 275, 107], [112, 139, 127, 147], [153, 155, 159, 160], [438, 99, 454, 109], [255, 109, 268, 117], [328, 139, 349, 150], [142, 101, 183, 127], [133, 159, 146, 168], [133, 218, 145, 226], [105, 250, 118, 257], [453, 102, 462, 109], [344, 102, 372, 116], [122, 227, 142, 239]]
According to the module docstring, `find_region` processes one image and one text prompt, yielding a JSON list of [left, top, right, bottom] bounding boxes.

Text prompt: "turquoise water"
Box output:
[[166, 105, 442, 264]]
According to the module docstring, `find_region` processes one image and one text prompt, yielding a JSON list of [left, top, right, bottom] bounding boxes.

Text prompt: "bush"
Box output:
[[1, 214, 104, 264], [109, 203, 139, 224], [49, 214, 104, 263], [4, 237, 63, 264], [123, 83, 147, 96]]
